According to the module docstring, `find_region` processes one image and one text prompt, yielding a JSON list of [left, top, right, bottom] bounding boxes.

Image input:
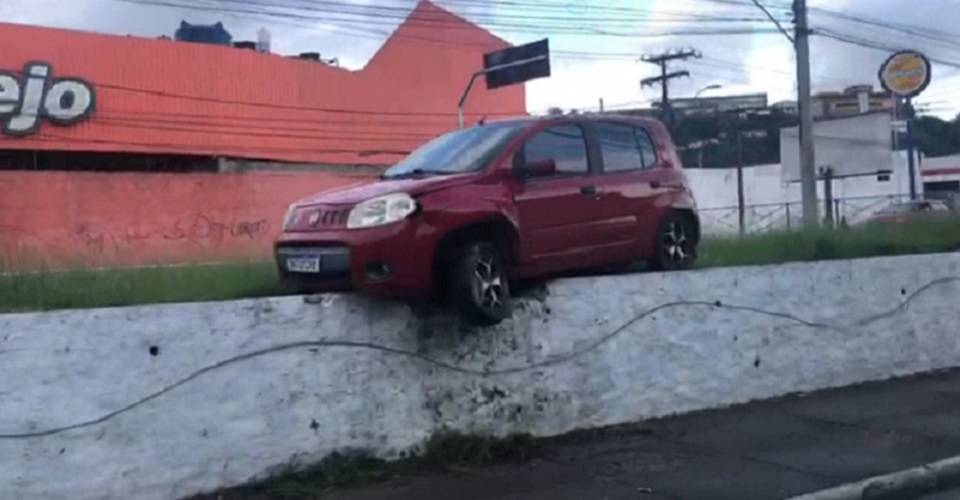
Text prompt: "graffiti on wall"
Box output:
[[74, 214, 271, 256], [0, 170, 361, 269], [0, 62, 96, 136]]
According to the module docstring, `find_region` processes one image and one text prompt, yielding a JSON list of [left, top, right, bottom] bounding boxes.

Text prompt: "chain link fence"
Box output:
[[699, 194, 912, 236]]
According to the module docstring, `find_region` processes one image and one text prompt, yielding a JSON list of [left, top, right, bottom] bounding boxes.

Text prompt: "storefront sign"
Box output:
[[0, 62, 96, 137], [879, 50, 931, 99]]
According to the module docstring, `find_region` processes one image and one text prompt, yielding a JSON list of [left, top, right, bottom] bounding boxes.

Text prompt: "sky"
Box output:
[[1, 0, 958, 118]]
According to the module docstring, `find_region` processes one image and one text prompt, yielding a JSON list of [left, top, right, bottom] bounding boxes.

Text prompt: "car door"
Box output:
[[589, 121, 666, 260], [511, 122, 608, 272]]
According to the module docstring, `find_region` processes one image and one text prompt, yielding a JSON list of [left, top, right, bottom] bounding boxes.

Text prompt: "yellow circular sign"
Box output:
[[879, 51, 931, 98]]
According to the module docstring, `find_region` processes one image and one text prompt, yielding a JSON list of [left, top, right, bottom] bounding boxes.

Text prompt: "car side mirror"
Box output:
[[521, 159, 557, 178]]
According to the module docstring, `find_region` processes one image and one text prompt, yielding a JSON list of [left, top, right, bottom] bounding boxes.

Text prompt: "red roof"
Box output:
[[0, 0, 526, 165]]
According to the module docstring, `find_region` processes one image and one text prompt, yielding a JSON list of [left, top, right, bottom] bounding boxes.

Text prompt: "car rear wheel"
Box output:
[[447, 240, 512, 326], [650, 213, 698, 271]]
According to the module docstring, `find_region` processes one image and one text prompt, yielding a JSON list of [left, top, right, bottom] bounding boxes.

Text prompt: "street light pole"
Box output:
[[695, 84, 722, 99], [457, 54, 548, 128]]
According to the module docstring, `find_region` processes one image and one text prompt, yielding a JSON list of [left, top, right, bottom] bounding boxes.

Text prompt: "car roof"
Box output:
[[880, 199, 949, 212], [485, 113, 664, 128]]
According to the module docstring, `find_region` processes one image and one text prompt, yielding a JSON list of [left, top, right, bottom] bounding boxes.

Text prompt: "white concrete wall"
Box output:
[[687, 153, 920, 234], [2, 252, 960, 500]]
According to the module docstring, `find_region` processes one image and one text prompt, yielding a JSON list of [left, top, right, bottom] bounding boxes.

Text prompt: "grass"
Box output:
[[698, 217, 960, 268], [0, 261, 279, 314], [2, 217, 960, 314]]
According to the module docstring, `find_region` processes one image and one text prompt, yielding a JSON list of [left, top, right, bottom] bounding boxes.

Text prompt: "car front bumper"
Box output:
[[274, 220, 436, 297]]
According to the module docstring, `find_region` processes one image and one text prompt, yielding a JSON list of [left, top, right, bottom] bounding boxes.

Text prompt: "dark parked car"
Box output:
[[276, 115, 700, 325]]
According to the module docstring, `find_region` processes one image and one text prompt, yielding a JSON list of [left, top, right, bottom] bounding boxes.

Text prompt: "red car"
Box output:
[[866, 199, 952, 225], [276, 116, 700, 325]]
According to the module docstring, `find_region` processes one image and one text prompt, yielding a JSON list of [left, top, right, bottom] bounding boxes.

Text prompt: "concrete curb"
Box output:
[[4, 252, 960, 500], [787, 456, 960, 500]]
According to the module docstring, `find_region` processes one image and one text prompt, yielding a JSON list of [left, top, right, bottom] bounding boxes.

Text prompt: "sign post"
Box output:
[[906, 103, 918, 200], [879, 50, 932, 201], [458, 39, 551, 128]]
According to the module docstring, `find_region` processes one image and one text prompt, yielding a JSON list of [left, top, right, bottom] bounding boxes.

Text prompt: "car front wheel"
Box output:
[[651, 213, 698, 271], [447, 240, 512, 326]]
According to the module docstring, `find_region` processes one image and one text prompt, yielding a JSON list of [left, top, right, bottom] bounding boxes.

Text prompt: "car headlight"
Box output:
[[283, 204, 298, 230], [347, 193, 418, 229]]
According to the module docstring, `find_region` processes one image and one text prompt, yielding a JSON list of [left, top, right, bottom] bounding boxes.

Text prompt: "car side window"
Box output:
[[636, 127, 658, 168], [596, 122, 642, 173], [521, 124, 588, 175]]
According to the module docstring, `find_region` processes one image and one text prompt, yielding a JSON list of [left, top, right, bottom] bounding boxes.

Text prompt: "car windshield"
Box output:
[[383, 122, 525, 179]]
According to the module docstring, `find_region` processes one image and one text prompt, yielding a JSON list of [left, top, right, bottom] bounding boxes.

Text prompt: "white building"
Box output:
[[920, 154, 960, 207], [687, 152, 919, 235]]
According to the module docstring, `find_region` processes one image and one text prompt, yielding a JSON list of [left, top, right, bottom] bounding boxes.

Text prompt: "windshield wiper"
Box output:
[[383, 168, 448, 180]]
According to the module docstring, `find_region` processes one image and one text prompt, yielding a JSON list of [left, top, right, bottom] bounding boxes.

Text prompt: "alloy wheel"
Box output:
[[662, 220, 691, 264], [473, 256, 505, 310]]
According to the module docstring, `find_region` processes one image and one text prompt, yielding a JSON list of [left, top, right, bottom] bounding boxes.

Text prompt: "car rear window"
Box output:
[[524, 124, 588, 175], [596, 122, 643, 172], [637, 127, 658, 168], [596, 122, 658, 172]]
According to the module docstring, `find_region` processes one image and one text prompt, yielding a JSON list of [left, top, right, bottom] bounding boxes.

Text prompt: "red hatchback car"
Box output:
[[276, 115, 700, 325]]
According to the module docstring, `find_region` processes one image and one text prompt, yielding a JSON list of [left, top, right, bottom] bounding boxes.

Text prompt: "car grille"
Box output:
[[293, 206, 349, 230], [313, 209, 348, 227]]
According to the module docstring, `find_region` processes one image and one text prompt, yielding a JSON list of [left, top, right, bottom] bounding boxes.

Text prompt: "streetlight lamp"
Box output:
[[695, 84, 722, 99]]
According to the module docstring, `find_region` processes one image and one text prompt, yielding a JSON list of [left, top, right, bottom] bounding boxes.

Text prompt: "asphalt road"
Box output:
[[323, 369, 960, 500]]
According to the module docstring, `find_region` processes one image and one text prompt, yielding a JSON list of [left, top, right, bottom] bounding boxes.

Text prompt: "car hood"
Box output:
[[295, 173, 476, 206]]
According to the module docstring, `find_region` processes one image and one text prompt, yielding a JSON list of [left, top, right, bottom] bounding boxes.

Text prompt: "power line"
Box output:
[[95, 118, 435, 142], [809, 6, 960, 52], [750, 0, 793, 43], [117, 0, 784, 37], [2, 68, 512, 119], [202, 0, 784, 25], [96, 110, 456, 130], [696, 55, 853, 86], [212, 0, 792, 23], [641, 49, 702, 126], [20, 132, 413, 157], [815, 28, 960, 69]]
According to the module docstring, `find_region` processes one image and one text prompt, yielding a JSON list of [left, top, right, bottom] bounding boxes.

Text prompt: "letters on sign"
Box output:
[[0, 62, 96, 137]]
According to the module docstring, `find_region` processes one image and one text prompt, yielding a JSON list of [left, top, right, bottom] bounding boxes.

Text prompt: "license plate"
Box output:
[[286, 256, 321, 273]]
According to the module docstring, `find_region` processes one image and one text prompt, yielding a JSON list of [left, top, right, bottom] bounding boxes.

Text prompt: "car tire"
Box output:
[[447, 240, 512, 326], [650, 212, 698, 271]]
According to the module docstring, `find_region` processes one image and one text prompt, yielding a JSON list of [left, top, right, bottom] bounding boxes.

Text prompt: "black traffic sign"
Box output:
[[483, 39, 551, 90]]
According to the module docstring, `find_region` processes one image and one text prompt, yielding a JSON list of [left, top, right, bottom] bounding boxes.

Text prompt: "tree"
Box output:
[[912, 115, 960, 158], [672, 109, 798, 168]]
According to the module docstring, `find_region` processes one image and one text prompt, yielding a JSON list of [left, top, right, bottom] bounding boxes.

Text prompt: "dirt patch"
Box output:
[[184, 432, 540, 500]]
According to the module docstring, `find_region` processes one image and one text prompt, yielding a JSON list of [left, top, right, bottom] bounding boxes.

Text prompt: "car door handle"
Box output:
[[649, 180, 662, 189], [580, 185, 597, 196]]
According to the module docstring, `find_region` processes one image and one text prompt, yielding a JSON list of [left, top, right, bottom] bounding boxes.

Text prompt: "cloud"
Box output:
[[1, 0, 958, 116], [0, 0, 389, 67]]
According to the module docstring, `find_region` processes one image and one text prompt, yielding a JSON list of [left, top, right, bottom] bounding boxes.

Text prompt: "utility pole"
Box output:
[[794, 0, 819, 227], [640, 49, 701, 127], [822, 167, 834, 226]]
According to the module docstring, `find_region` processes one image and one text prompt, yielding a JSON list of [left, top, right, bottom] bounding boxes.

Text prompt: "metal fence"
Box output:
[[699, 194, 912, 236]]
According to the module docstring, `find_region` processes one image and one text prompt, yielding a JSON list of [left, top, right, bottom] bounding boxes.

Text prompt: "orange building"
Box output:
[[0, 1, 528, 270], [0, 0, 526, 167]]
